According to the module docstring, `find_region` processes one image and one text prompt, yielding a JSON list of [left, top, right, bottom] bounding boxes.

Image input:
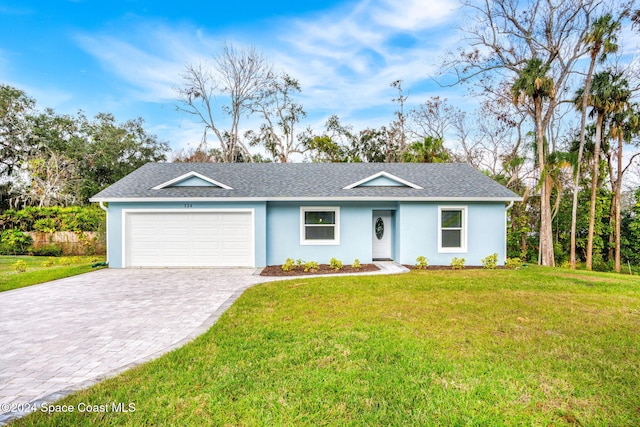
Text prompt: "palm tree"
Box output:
[[576, 70, 629, 270], [570, 14, 620, 269], [402, 136, 451, 163], [512, 58, 556, 266], [609, 101, 638, 272]]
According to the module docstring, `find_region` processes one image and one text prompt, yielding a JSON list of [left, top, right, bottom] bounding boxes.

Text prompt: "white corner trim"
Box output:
[[152, 171, 233, 190], [343, 171, 423, 189]]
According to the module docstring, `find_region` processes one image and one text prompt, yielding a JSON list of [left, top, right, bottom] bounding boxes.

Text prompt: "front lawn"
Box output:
[[13, 267, 640, 426], [0, 255, 106, 293]]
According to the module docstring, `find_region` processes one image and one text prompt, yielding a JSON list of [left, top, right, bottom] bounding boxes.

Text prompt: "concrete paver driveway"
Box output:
[[0, 268, 274, 421]]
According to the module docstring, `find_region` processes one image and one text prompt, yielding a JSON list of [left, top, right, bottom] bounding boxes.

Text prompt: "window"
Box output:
[[300, 207, 340, 245], [438, 206, 467, 252]]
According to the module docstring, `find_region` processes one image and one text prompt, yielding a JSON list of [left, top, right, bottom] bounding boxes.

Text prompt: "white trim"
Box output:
[[121, 208, 254, 268], [299, 206, 340, 246], [438, 206, 468, 253], [152, 171, 233, 190], [343, 171, 423, 189], [91, 196, 522, 203]]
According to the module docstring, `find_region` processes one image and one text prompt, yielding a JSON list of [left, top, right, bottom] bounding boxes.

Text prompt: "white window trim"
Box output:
[[438, 206, 467, 253], [300, 206, 340, 245]]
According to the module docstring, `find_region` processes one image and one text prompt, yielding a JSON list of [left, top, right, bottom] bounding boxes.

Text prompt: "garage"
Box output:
[[123, 210, 254, 267]]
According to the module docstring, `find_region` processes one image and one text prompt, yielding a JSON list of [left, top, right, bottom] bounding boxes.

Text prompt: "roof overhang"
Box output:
[[90, 196, 523, 203]]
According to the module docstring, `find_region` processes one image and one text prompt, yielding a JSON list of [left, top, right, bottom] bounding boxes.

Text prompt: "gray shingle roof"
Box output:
[[90, 162, 522, 201]]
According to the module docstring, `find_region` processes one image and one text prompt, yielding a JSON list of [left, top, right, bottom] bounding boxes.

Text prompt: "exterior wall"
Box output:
[[266, 201, 398, 265], [105, 199, 507, 268], [105, 201, 266, 268], [397, 202, 507, 265]]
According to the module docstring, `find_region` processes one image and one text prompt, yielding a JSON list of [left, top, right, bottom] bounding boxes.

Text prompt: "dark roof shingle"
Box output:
[[90, 162, 522, 201]]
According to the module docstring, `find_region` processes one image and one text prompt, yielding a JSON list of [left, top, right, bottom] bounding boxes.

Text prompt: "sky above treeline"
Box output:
[[0, 0, 638, 154]]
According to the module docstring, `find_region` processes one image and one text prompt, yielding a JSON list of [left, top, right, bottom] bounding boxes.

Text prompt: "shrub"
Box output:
[[505, 257, 522, 269], [33, 217, 58, 233], [481, 253, 498, 269], [352, 259, 361, 270], [32, 244, 63, 257], [41, 259, 55, 268], [450, 257, 465, 270], [415, 256, 428, 270], [295, 259, 305, 268], [303, 261, 319, 272], [59, 257, 73, 266], [0, 229, 32, 255], [329, 257, 343, 271], [13, 260, 27, 273], [282, 258, 295, 272]]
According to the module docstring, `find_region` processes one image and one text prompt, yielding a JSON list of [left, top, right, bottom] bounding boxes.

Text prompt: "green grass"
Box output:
[[11, 267, 640, 426], [0, 255, 106, 293]]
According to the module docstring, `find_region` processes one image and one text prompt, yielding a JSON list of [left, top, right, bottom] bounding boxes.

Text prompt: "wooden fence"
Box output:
[[27, 231, 106, 256]]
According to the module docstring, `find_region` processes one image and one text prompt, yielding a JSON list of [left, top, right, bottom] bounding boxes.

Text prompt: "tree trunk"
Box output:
[[570, 54, 597, 269], [536, 98, 554, 266], [615, 132, 623, 272], [586, 113, 604, 270]]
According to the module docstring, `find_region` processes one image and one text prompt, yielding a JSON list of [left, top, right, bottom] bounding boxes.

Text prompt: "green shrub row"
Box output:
[[0, 206, 105, 232]]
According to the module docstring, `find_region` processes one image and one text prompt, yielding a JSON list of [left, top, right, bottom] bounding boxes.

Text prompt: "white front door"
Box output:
[[372, 211, 392, 260]]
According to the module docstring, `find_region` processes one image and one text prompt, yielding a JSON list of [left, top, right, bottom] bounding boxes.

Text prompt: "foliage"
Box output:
[[41, 258, 55, 268], [415, 255, 428, 269], [0, 206, 105, 232], [13, 259, 27, 272], [329, 257, 343, 271], [505, 257, 523, 269], [32, 244, 63, 257], [303, 261, 319, 272], [282, 258, 295, 272], [352, 258, 361, 270], [0, 229, 33, 255], [481, 253, 498, 269], [450, 257, 465, 270]]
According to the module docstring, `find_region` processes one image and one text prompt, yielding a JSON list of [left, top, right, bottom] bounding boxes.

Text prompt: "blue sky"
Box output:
[[0, 0, 464, 153]]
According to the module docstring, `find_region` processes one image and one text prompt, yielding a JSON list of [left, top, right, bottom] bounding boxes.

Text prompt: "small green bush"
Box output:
[[32, 244, 63, 257], [13, 260, 28, 272], [303, 261, 319, 272], [481, 253, 498, 269], [282, 258, 295, 272], [352, 259, 361, 270], [295, 259, 305, 268], [329, 257, 343, 271], [450, 257, 465, 270], [41, 259, 55, 268], [505, 257, 523, 269], [415, 256, 428, 270], [59, 257, 73, 266]]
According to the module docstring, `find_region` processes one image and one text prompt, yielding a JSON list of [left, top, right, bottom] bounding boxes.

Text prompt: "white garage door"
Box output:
[[124, 211, 254, 267]]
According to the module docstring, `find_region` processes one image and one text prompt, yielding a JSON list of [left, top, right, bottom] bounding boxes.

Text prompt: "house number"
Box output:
[[184, 203, 193, 208], [375, 217, 384, 240]]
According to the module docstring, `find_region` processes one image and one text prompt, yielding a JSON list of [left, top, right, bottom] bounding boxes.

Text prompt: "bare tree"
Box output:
[[246, 73, 306, 162], [176, 43, 273, 162]]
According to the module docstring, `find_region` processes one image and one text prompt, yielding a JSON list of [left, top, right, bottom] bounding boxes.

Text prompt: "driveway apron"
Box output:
[[0, 268, 275, 422]]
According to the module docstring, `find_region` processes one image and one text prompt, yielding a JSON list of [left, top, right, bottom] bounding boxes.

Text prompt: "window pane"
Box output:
[[305, 211, 335, 225], [305, 226, 335, 240], [442, 230, 461, 248], [441, 210, 462, 228]]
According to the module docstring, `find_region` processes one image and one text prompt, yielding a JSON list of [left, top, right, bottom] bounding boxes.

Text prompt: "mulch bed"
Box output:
[[260, 263, 379, 276], [403, 265, 506, 270]]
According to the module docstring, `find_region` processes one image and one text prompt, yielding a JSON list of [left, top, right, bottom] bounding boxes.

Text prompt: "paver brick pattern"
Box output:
[[0, 268, 275, 415]]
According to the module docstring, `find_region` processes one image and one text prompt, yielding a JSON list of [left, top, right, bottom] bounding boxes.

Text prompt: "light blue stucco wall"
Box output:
[[105, 200, 507, 268], [397, 202, 507, 265], [105, 201, 266, 268], [266, 201, 398, 265]]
